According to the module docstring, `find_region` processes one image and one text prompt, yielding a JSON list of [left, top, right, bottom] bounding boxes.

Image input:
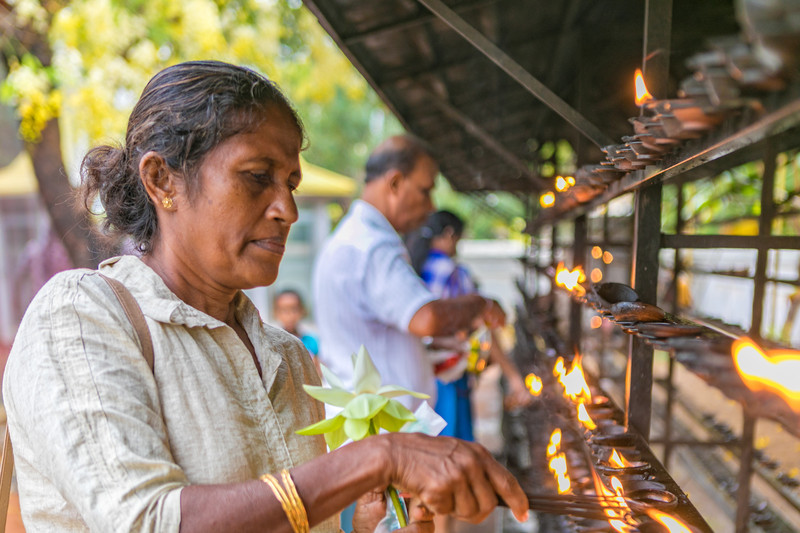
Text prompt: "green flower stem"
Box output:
[[387, 485, 407, 529]]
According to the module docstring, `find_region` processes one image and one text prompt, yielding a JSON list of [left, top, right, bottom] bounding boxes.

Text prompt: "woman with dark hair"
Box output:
[[2, 61, 527, 532], [406, 211, 532, 442]]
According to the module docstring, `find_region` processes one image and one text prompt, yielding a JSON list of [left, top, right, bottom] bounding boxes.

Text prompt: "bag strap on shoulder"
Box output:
[[0, 426, 13, 533], [99, 273, 155, 373]]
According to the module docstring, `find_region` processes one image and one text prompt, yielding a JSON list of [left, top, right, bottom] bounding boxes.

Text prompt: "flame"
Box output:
[[597, 476, 635, 532], [555, 262, 587, 295], [525, 373, 543, 396], [609, 449, 635, 468], [634, 68, 653, 106], [540, 192, 555, 208], [577, 402, 597, 430], [646, 509, 693, 533], [591, 315, 603, 329], [591, 267, 603, 283], [591, 246, 603, 259], [560, 355, 593, 404], [553, 357, 566, 379], [603, 251, 614, 264], [732, 337, 800, 411], [555, 175, 575, 192], [546, 428, 562, 457], [548, 452, 571, 493]]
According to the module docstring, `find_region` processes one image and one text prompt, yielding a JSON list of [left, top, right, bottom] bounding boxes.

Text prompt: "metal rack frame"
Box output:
[[530, 90, 800, 533]]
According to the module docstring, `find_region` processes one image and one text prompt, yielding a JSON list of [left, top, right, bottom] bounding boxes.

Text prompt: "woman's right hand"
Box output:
[[379, 433, 528, 525]]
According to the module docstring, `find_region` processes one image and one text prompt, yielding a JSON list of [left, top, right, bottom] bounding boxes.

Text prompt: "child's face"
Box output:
[[274, 293, 304, 330]]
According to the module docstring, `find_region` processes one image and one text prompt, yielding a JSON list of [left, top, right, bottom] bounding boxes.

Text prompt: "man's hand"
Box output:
[[353, 491, 434, 533], [481, 299, 506, 330]]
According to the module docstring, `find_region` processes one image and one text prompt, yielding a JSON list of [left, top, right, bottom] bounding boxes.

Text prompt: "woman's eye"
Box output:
[[247, 172, 277, 188]]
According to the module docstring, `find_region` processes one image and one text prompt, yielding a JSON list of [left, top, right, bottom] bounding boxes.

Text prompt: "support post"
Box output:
[[663, 183, 684, 468], [626, 183, 662, 441], [569, 215, 587, 353], [735, 411, 757, 533], [625, 0, 672, 443], [751, 142, 777, 338]]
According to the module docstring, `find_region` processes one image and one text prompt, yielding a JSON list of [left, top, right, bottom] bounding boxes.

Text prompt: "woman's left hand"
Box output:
[[353, 491, 434, 533]]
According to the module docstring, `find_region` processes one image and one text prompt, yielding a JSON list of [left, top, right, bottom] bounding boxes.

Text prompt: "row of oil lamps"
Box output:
[[537, 0, 800, 213], [550, 262, 800, 416], [524, 352, 699, 532]]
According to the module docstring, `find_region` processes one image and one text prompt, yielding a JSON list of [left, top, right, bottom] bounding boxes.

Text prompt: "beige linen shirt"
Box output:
[[3, 255, 338, 532]]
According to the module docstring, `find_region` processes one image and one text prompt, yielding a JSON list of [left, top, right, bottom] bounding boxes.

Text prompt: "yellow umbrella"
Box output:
[[298, 157, 356, 198]]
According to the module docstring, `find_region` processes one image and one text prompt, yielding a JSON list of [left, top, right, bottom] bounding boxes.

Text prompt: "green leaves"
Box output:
[[296, 345, 429, 449]]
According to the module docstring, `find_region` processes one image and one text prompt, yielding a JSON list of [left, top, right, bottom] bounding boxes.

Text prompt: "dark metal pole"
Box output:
[[569, 215, 587, 353], [550, 225, 558, 317], [732, 142, 777, 532], [625, 0, 672, 443], [415, 0, 612, 148], [663, 183, 684, 469], [643, 0, 673, 98], [626, 184, 662, 441], [751, 142, 777, 338], [735, 411, 757, 533]]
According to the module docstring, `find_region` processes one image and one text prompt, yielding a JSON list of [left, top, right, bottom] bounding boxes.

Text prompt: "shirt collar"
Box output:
[[98, 255, 258, 329], [349, 199, 399, 237]]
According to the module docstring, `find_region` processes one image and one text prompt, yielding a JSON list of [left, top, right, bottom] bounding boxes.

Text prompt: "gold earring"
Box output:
[[161, 196, 173, 209]]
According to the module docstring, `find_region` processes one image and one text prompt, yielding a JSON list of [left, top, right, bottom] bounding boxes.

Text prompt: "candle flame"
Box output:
[[591, 315, 603, 329], [553, 357, 566, 379], [555, 262, 587, 295], [634, 68, 653, 106], [546, 428, 562, 457], [525, 373, 543, 396], [560, 355, 593, 404], [555, 175, 575, 192], [732, 337, 800, 412], [598, 476, 635, 532], [609, 449, 634, 468], [577, 402, 597, 431], [646, 509, 693, 533], [591, 268, 603, 283], [548, 452, 571, 493], [540, 191, 555, 208], [591, 246, 603, 259]]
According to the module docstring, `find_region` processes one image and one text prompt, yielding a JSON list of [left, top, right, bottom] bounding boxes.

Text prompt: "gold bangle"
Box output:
[[260, 471, 309, 533], [281, 469, 309, 533]]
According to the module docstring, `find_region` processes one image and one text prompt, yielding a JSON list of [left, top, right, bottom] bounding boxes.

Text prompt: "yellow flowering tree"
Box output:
[[0, 0, 371, 266]]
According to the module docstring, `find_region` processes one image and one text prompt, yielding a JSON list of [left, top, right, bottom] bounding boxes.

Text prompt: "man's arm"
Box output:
[[407, 294, 505, 337]]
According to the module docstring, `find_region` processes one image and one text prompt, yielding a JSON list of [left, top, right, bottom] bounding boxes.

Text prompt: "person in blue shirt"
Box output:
[[273, 289, 321, 375], [406, 210, 532, 442]]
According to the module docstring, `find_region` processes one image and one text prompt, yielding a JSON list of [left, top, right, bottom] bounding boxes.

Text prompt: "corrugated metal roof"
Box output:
[[303, 0, 740, 193]]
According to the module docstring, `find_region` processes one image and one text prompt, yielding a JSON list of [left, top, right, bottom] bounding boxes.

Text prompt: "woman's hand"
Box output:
[[353, 491, 434, 533], [380, 433, 528, 525]]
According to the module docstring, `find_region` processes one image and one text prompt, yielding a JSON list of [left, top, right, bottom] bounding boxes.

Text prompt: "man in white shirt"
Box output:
[[312, 135, 505, 411]]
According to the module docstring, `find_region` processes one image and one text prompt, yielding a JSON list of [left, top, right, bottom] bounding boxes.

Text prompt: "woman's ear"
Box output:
[[139, 151, 178, 210]]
